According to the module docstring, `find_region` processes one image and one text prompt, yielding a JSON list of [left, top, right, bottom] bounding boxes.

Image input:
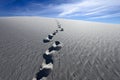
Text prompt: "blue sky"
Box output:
[[0, 0, 120, 24]]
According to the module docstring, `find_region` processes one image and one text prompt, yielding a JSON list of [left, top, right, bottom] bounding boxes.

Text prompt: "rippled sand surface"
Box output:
[[0, 17, 120, 80]]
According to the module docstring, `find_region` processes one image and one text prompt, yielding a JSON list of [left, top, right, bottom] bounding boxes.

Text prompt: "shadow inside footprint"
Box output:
[[54, 46, 62, 51], [48, 46, 62, 52], [43, 39, 50, 43], [60, 28, 64, 31], [58, 26, 61, 28], [55, 41, 60, 45], [36, 68, 52, 80], [56, 30, 58, 33], [58, 24, 61, 28], [52, 32, 56, 35], [43, 53, 53, 64], [47, 41, 63, 52], [48, 35, 53, 39]]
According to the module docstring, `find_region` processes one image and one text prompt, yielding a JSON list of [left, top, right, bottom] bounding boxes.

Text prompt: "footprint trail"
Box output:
[[33, 20, 64, 80]]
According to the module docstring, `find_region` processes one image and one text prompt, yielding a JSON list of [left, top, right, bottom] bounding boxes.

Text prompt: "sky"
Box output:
[[0, 0, 120, 24]]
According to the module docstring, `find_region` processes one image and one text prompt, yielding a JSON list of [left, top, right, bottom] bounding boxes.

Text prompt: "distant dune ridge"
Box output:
[[0, 17, 120, 80]]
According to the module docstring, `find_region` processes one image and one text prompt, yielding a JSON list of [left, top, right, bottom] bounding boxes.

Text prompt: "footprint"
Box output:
[[43, 38, 50, 43], [52, 41, 63, 51], [52, 30, 59, 35], [43, 32, 61, 43], [43, 34, 53, 43], [33, 62, 53, 80], [45, 41, 63, 53], [58, 24, 61, 28], [43, 53, 54, 64], [35, 68, 52, 80], [52, 32, 56, 35], [60, 28, 64, 31], [55, 30, 58, 33], [48, 34, 54, 39]]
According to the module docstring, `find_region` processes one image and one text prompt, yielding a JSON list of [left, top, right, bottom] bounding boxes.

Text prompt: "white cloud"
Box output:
[[89, 13, 120, 19], [55, 0, 120, 19], [17, 0, 120, 20]]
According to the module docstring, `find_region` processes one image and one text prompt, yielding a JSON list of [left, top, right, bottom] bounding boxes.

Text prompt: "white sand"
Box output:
[[0, 17, 120, 80]]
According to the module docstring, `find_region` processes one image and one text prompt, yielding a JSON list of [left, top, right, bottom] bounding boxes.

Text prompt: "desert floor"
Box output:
[[0, 17, 120, 80]]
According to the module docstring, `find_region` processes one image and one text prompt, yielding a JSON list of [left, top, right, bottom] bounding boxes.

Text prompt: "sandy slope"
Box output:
[[0, 17, 120, 80]]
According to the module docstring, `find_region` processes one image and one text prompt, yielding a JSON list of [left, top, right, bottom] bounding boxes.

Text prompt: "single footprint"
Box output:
[[52, 41, 63, 50], [45, 41, 63, 54], [52, 32, 56, 35], [43, 34, 54, 43], [36, 68, 52, 80], [52, 30, 58, 35], [60, 28, 64, 31], [33, 63, 53, 80], [43, 37, 50, 43], [43, 53, 54, 64], [58, 25, 61, 28], [48, 34, 54, 39]]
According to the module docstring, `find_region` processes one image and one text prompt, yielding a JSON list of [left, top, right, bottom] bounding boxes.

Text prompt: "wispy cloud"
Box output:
[[89, 13, 120, 19], [55, 0, 120, 19], [1, 0, 120, 23], [7, 0, 120, 19]]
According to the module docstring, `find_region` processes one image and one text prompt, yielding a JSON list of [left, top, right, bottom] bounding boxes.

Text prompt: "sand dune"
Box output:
[[0, 17, 120, 80]]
